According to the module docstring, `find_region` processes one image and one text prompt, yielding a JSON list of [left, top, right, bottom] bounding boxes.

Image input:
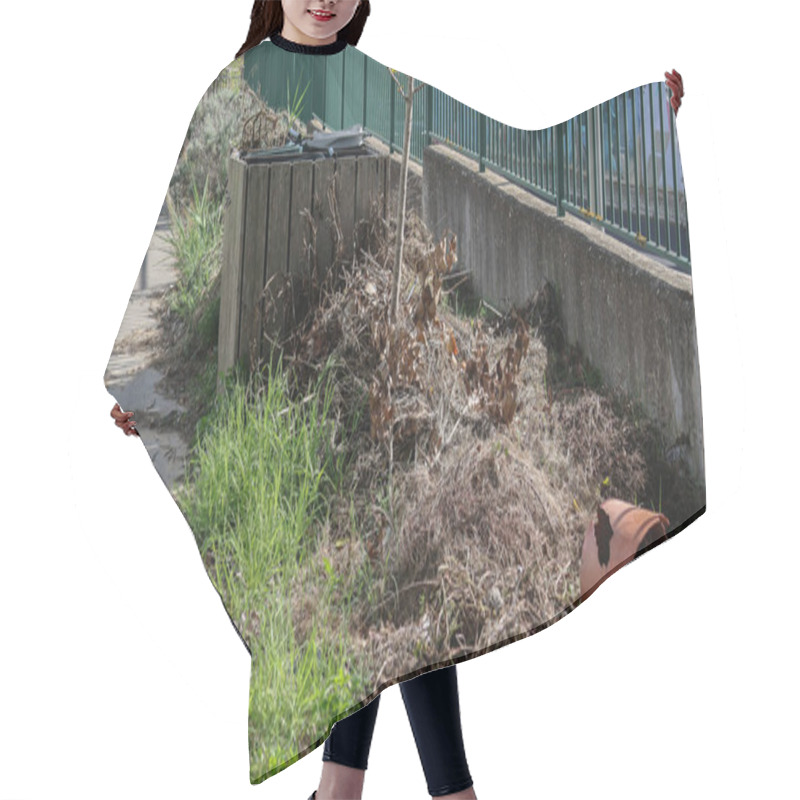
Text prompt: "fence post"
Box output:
[[341, 52, 346, 130], [425, 82, 433, 148], [555, 122, 565, 217], [322, 56, 327, 129], [479, 112, 486, 173], [389, 73, 395, 155], [587, 105, 604, 229], [362, 51, 368, 129]]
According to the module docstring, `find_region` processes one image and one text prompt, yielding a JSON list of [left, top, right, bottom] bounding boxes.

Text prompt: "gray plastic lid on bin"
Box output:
[[303, 124, 365, 152]]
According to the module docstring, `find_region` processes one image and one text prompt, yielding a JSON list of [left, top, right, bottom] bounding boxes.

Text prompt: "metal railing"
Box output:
[[244, 46, 690, 273]]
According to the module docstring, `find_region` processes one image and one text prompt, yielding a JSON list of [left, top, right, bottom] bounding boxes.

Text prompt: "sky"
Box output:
[[2, 2, 797, 798]]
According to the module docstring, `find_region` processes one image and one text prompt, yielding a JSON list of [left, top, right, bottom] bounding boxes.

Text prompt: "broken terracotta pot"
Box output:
[[580, 498, 670, 599]]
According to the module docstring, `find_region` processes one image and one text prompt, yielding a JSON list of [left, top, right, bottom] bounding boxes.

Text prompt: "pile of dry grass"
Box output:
[[267, 204, 681, 682]]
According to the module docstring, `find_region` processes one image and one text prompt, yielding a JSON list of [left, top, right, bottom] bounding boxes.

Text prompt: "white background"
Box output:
[[1, 1, 797, 798]]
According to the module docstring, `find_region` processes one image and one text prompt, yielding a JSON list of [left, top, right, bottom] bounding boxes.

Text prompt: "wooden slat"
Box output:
[[312, 157, 336, 288], [288, 160, 314, 327], [357, 154, 384, 252], [382, 153, 389, 223], [265, 162, 292, 344], [217, 155, 247, 383], [287, 161, 314, 275], [335, 156, 356, 265], [238, 163, 270, 374], [354, 153, 371, 236], [288, 161, 314, 279]]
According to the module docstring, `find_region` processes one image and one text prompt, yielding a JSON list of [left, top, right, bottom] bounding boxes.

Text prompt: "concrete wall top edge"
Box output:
[[424, 144, 692, 298]]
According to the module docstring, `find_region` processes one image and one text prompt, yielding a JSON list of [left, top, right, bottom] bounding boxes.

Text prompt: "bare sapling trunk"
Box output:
[[389, 70, 424, 324]]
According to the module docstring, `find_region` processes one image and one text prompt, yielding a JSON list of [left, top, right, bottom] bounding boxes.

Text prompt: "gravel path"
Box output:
[[104, 203, 191, 492]]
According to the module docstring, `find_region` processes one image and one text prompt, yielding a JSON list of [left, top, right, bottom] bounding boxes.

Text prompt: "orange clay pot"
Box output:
[[580, 499, 670, 600]]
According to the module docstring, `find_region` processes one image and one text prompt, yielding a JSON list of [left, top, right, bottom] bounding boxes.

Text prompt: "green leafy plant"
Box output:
[[286, 75, 311, 129], [165, 172, 223, 323]]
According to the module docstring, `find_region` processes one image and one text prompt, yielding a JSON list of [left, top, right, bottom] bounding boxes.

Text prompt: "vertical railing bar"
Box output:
[[607, 99, 613, 224], [531, 127, 536, 190], [649, 83, 659, 246], [579, 113, 584, 208], [599, 101, 606, 225], [544, 127, 549, 194], [594, 106, 600, 218], [631, 86, 644, 236], [591, 106, 603, 216], [321, 52, 328, 129], [574, 113, 585, 208], [341, 50, 346, 130], [670, 94, 682, 259], [568, 119, 574, 203], [510, 123, 513, 183], [659, 81, 672, 256], [641, 87, 650, 242], [426, 81, 433, 148], [362, 51, 367, 129], [556, 122, 565, 217], [607, 100, 614, 225], [573, 114, 578, 207], [448, 91, 451, 143], [389, 68, 395, 154], [624, 90, 631, 236], [587, 107, 594, 217], [615, 94, 622, 227], [479, 111, 486, 172], [528, 128, 533, 188], [579, 111, 585, 209], [536, 128, 547, 198], [586, 110, 591, 210]]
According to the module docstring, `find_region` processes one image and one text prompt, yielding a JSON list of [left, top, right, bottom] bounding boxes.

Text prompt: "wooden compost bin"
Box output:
[[218, 146, 390, 382]]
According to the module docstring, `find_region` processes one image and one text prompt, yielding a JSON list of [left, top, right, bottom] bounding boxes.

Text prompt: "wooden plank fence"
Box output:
[[218, 149, 390, 383]]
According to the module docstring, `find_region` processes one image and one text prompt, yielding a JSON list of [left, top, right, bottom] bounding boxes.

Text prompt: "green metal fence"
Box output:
[[244, 45, 690, 273]]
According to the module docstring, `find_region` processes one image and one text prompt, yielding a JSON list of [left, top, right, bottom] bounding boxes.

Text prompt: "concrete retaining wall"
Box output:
[[422, 144, 704, 484]]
